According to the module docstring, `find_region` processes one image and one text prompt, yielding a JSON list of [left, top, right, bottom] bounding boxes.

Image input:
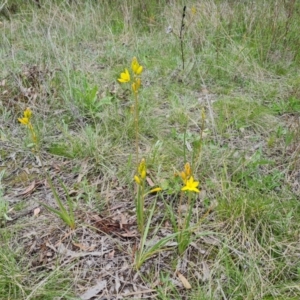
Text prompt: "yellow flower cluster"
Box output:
[[134, 158, 146, 185], [134, 158, 162, 193], [18, 107, 37, 144], [118, 57, 143, 94], [179, 162, 200, 193], [18, 107, 32, 126]]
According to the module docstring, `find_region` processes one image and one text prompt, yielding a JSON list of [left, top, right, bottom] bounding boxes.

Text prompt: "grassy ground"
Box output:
[[1, 0, 300, 299]]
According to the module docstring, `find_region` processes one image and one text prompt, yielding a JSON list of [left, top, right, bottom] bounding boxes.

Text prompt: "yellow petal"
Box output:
[[184, 162, 191, 177], [118, 68, 130, 83], [132, 78, 141, 93], [24, 107, 32, 119], [181, 185, 200, 193], [131, 57, 143, 75], [131, 57, 138, 71], [180, 171, 187, 184], [141, 170, 146, 179], [136, 78, 141, 89], [138, 158, 146, 178], [150, 187, 162, 193], [18, 117, 29, 125], [181, 176, 200, 193], [136, 65, 143, 75], [132, 82, 137, 93], [134, 175, 141, 185]]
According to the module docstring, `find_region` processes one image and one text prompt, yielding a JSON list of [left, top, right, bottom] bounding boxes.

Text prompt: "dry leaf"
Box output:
[[177, 272, 191, 289], [57, 243, 109, 258], [146, 176, 155, 187], [28, 240, 37, 253], [120, 230, 138, 237], [108, 250, 115, 259], [119, 213, 127, 229], [80, 280, 107, 300], [115, 273, 121, 292], [185, 141, 193, 152], [33, 207, 40, 216], [19, 181, 36, 196], [52, 164, 61, 171], [202, 261, 210, 282], [72, 242, 90, 251], [108, 204, 124, 211]]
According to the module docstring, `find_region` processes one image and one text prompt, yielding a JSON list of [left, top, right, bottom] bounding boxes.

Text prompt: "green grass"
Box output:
[[1, 0, 300, 298]]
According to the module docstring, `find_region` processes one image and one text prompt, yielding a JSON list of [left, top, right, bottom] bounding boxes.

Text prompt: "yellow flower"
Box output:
[[132, 78, 141, 93], [118, 68, 130, 83], [134, 159, 147, 186], [184, 162, 191, 178], [134, 175, 142, 185], [181, 176, 200, 193], [191, 6, 196, 15], [138, 158, 146, 179], [179, 162, 192, 184], [150, 187, 162, 193], [180, 171, 187, 184], [18, 117, 30, 125], [24, 107, 32, 119], [18, 108, 33, 125], [131, 57, 143, 75]]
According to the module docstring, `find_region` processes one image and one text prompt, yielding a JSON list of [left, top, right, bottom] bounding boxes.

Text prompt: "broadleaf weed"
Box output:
[[72, 74, 113, 118]]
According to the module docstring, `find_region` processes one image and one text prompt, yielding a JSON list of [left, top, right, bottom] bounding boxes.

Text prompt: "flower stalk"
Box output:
[[134, 158, 147, 234], [166, 162, 200, 254], [118, 57, 143, 166], [18, 108, 38, 149]]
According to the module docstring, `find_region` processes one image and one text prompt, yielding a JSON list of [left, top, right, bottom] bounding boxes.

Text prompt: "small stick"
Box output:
[[180, 6, 186, 70]]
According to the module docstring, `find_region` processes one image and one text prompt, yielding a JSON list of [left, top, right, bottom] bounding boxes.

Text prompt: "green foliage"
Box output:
[[214, 97, 272, 133], [0, 170, 12, 225], [156, 272, 182, 300], [71, 73, 113, 118], [41, 176, 76, 230], [0, 243, 27, 299], [134, 198, 178, 270], [272, 96, 300, 114]]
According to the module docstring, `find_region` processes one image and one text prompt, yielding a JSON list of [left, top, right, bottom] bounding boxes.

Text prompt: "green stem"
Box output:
[[137, 183, 144, 234], [134, 91, 139, 166]]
